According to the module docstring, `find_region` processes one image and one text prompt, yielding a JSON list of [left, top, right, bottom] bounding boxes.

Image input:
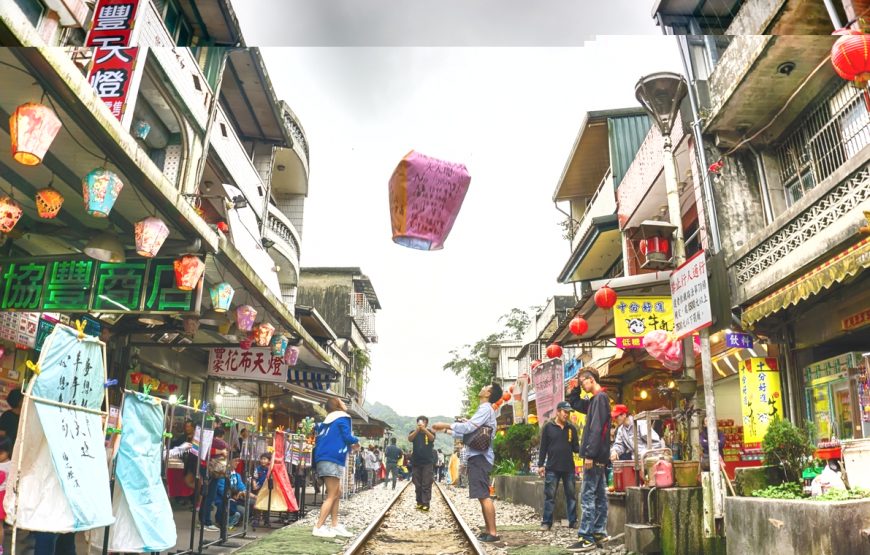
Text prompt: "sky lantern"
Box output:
[[569, 316, 588, 336], [284, 345, 300, 366], [546, 344, 563, 359], [831, 29, 870, 111], [254, 322, 275, 347], [271, 334, 288, 357], [236, 305, 257, 332], [595, 285, 618, 309], [388, 150, 471, 250], [209, 282, 234, 312], [173, 254, 204, 290], [83, 167, 124, 217], [35, 186, 64, 219], [0, 197, 23, 233], [134, 216, 169, 257], [10, 102, 62, 166]]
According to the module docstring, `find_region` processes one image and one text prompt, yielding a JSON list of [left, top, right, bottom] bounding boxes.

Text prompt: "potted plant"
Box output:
[[761, 417, 814, 484]]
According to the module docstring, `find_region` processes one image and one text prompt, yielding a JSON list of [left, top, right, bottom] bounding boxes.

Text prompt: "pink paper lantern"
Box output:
[[134, 216, 170, 257], [0, 197, 23, 233], [284, 346, 300, 366], [388, 150, 471, 250], [10, 102, 62, 166], [236, 305, 257, 332], [173, 255, 205, 290], [254, 322, 275, 347]]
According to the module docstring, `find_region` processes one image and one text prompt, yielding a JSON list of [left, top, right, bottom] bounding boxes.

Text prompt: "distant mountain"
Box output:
[[364, 401, 455, 454]]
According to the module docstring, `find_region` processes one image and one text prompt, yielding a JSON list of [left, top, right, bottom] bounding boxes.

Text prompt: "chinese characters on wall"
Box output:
[[85, 0, 141, 120], [612, 296, 674, 349], [670, 251, 713, 339], [739, 357, 784, 444]]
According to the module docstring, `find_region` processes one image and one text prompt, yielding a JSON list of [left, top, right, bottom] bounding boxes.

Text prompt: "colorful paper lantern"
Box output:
[[569, 317, 588, 336], [254, 322, 275, 347], [34, 187, 64, 219], [0, 197, 23, 233], [388, 150, 472, 250], [236, 305, 257, 332], [209, 282, 235, 312], [832, 31, 870, 85], [594, 285, 618, 309], [270, 334, 288, 357], [216, 221, 229, 233], [83, 167, 124, 217], [546, 344, 563, 359], [168, 384, 179, 393], [134, 216, 169, 257], [10, 102, 62, 166], [173, 255, 205, 291], [239, 336, 253, 350], [284, 346, 300, 366]]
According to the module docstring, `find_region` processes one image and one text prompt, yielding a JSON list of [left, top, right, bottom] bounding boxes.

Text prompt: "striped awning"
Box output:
[[742, 236, 870, 328], [286, 369, 335, 391]]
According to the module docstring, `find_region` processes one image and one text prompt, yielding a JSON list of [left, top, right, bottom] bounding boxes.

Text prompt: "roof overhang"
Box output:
[[651, 0, 740, 18], [295, 305, 339, 343], [179, 0, 242, 46], [221, 48, 290, 147], [558, 214, 621, 283]]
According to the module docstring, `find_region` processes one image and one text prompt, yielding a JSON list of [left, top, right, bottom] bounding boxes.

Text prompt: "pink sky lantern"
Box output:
[[173, 255, 204, 290], [0, 197, 23, 233], [10, 102, 62, 166], [284, 346, 300, 366], [134, 216, 169, 257], [388, 150, 471, 250], [236, 305, 257, 332], [254, 322, 275, 347]]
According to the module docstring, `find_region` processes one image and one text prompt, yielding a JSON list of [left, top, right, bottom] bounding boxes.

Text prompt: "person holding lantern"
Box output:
[[538, 401, 580, 531], [408, 416, 436, 510], [609, 404, 663, 461]]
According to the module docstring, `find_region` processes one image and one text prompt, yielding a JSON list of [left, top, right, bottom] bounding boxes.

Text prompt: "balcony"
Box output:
[[264, 203, 301, 284], [350, 293, 377, 343], [209, 104, 266, 217]]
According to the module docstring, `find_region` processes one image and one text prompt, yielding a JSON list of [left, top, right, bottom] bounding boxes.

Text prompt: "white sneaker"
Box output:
[[312, 525, 337, 538], [331, 524, 353, 538]]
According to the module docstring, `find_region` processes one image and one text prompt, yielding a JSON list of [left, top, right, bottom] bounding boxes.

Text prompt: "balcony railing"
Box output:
[[264, 203, 301, 275], [283, 111, 309, 173], [571, 168, 615, 251], [350, 293, 377, 343], [210, 104, 265, 217]]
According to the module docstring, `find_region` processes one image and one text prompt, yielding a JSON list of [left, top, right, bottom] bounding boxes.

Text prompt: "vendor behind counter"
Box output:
[[610, 405, 664, 461]]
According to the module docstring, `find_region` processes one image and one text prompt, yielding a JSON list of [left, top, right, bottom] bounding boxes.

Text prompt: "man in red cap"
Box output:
[[609, 404, 663, 461]]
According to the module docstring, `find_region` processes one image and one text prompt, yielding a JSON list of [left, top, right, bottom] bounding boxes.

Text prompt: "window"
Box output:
[[160, 0, 192, 46], [14, 0, 44, 27]]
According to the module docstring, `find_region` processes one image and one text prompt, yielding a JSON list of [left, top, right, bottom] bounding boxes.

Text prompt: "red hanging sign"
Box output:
[[85, 0, 139, 48], [88, 47, 139, 121]]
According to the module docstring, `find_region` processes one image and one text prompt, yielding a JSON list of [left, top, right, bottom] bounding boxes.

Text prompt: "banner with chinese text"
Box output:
[[612, 296, 674, 349], [207, 347, 290, 384], [86, 0, 142, 122], [531, 359, 564, 427], [739, 357, 784, 443]]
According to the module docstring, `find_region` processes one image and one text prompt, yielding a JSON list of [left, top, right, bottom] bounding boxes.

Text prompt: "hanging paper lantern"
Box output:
[[832, 31, 870, 85], [239, 336, 253, 350], [388, 150, 472, 250], [130, 372, 143, 385], [168, 384, 179, 393], [34, 187, 64, 219], [83, 167, 124, 217], [253, 322, 275, 347], [236, 305, 257, 332], [182, 316, 200, 336], [0, 197, 23, 233], [134, 216, 169, 258], [569, 317, 588, 336], [546, 344, 563, 359], [10, 102, 62, 166], [216, 221, 229, 233], [284, 345, 300, 366], [209, 282, 234, 312], [173, 255, 205, 291], [594, 285, 618, 309], [270, 334, 288, 357]]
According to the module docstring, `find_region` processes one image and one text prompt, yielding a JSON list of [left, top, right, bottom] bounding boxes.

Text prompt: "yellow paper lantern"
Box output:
[[10, 102, 62, 166]]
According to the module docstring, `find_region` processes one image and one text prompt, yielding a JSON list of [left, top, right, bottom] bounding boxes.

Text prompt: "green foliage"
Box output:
[[363, 401, 455, 454], [751, 482, 805, 499], [815, 487, 870, 501], [761, 418, 815, 483], [492, 458, 520, 476], [493, 423, 539, 471]]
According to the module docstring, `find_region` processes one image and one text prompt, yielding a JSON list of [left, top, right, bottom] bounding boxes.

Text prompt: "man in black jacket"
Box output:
[[538, 401, 579, 530], [567, 369, 611, 552]]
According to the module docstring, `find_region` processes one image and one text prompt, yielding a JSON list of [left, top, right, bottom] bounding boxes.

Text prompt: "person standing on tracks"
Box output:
[[538, 401, 580, 531], [408, 416, 437, 510], [384, 437, 403, 490], [566, 369, 612, 552], [432, 383, 503, 543], [312, 397, 360, 539]]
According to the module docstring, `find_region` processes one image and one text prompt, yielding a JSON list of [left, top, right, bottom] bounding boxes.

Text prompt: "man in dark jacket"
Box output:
[[538, 401, 580, 530], [567, 369, 611, 552]]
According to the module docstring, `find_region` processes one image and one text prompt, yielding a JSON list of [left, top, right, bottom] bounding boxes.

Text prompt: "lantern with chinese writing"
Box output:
[[594, 285, 618, 309], [546, 344, 563, 359], [569, 317, 588, 336], [284, 346, 300, 367], [134, 216, 169, 257], [182, 316, 200, 336], [35, 187, 64, 219], [0, 197, 23, 233], [236, 305, 257, 332], [832, 30, 870, 111], [173, 255, 205, 291], [10, 102, 62, 166], [253, 322, 275, 347], [388, 150, 472, 250], [209, 282, 234, 312], [270, 334, 288, 357], [83, 167, 124, 217]]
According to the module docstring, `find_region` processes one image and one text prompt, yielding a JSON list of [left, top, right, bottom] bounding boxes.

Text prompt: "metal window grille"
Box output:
[[776, 82, 870, 207], [350, 292, 377, 341]]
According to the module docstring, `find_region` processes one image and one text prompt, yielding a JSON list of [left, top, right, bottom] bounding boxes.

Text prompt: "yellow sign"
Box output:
[[739, 357, 784, 443], [613, 296, 674, 349]]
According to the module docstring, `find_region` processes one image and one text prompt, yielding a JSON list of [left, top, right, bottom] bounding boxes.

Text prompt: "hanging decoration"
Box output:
[[388, 150, 472, 250], [239, 336, 253, 350], [83, 167, 124, 217], [831, 28, 870, 111], [236, 305, 257, 332], [253, 322, 275, 347], [270, 334, 288, 357], [594, 285, 618, 309], [209, 282, 235, 312], [35, 186, 64, 219], [569, 317, 588, 336], [546, 344, 563, 359], [0, 196, 23, 233], [173, 255, 205, 291], [284, 345, 300, 366], [10, 102, 62, 166], [134, 216, 169, 257]]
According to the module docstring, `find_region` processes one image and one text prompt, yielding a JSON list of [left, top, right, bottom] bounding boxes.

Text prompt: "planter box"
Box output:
[[725, 496, 870, 555]]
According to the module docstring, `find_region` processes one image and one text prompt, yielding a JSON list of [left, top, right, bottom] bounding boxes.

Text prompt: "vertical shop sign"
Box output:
[[86, 0, 139, 47], [531, 358, 564, 427], [739, 357, 784, 443], [612, 295, 674, 348], [671, 250, 713, 339], [86, 0, 141, 121]]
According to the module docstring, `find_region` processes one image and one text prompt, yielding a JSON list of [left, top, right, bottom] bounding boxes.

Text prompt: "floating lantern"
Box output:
[[10, 102, 62, 166], [388, 150, 472, 250], [0, 197, 23, 233], [236, 305, 257, 332], [209, 282, 234, 312], [594, 285, 618, 309], [569, 317, 588, 336], [270, 334, 288, 357], [173, 255, 205, 291], [134, 216, 169, 257], [253, 322, 275, 347], [182, 316, 200, 336], [83, 167, 124, 217], [284, 346, 300, 366], [546, 344, 563, 359], [35, 187, 64, 219]]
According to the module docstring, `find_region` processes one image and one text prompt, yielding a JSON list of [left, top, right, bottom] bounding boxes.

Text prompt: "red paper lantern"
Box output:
[[546, 344, 563, 359], [173, 255, 205, 291], [639, 237, 671, 263], [240, 336, 253, 350], [0, 197, 23, 233], [216, 221, 229, 233], [569, 316, 588, 336], [35, 187, 64, 219], [832, 31, 870, 85], [594, 285, 618, 309], [168, 384, 179, 393], [501, 392, 511, 402], [10, 102, 62, 166]]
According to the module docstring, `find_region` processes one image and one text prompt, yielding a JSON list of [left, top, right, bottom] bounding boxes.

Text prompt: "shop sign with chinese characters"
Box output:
[[612, 296, 674, 349], [842, 308, 870, 332], [0, 256, 202, 314], [531, 358, 564, 427], [725, 331, 753, 350], [739, 357, 784, 443], [207, 347, 290, 384], [86, 0, 141, 121], [671, 250, 713, 339]]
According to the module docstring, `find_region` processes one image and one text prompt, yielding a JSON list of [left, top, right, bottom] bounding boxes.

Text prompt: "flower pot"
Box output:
[[674, 460, 700, 487]]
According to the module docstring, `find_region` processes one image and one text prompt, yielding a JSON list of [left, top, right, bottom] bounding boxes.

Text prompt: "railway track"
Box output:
[[343, 481, 487, 555]]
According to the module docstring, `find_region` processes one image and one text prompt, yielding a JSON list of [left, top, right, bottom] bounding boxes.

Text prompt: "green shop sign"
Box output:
[[0, 256, 203, 314]]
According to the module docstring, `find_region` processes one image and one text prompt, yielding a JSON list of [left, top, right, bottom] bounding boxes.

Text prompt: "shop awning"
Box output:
[[287, 369, 335, 391], [558, 214, 622, 283], [711, 343, 771, 378], [742, 236, 870, 328]]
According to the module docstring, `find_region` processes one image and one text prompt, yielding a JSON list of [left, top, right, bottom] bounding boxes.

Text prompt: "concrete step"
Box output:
[[625, 523, 661, 554]]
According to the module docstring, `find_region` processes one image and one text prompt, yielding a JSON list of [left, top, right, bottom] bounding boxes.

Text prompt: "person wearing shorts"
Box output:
[[432, 383, 502, 543], [312, 398, 359, 539]]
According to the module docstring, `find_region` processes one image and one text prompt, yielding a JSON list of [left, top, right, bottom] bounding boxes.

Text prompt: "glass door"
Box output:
[[831, 378, 853, 440]]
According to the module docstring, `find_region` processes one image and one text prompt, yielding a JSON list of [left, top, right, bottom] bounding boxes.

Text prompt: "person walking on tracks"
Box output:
[[312, 397, 360, 539], [538, 401, 580, 531], [384, 437, 403, 490], [432, 383, 503, 543], [408, 416, 436, 510], [567, 369, 612, 552]]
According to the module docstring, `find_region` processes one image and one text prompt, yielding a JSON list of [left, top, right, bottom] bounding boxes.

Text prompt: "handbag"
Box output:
[[208, 457, 227, 478], [461, 406, 494, 451]]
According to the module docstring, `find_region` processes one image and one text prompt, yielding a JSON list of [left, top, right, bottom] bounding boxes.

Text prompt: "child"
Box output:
[[250, 453, 271, 528], [0, 439, 12, 555]]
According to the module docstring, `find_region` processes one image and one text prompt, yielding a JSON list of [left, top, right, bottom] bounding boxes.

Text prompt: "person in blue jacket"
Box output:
[[311, 397, 360, 539]]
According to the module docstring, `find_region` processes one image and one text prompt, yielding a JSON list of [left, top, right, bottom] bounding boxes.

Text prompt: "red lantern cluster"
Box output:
[[546, 344, 563, 359], [569, 316, 588, 336], [594, 285, 618, 309]]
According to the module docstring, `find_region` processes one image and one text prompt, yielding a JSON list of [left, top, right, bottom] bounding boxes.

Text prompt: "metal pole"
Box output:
[[822, 0, 844, 29], [700, 329, 725, 519], [663, 137, 686, 266]]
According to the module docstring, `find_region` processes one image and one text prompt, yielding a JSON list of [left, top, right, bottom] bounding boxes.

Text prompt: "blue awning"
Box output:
[[287, 369, 335, 391]]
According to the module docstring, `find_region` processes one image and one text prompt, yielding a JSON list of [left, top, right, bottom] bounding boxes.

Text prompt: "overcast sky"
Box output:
[[235, 6, 681, 417]]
